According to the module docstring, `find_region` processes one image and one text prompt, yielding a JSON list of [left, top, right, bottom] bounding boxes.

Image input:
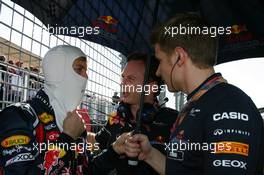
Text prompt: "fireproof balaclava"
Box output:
[[42, 45, 87, 131]]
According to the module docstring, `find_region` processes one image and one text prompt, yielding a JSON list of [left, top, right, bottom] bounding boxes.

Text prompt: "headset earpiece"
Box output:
[[140, 103, 157, 124], [117, 102, 132, 121]]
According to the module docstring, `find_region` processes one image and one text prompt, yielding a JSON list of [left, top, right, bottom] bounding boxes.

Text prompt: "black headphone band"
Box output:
[[117, 102, 157, 123]]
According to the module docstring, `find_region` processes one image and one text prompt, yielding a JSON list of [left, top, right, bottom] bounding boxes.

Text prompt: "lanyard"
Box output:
[[170, 75, 227, 139]]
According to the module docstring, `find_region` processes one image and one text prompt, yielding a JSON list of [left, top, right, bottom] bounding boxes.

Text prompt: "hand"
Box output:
[[86, 132, 98, 152], [112, 132, 131, 155], [63, 110, 85, 140], [125, 134, 153, 161], [86, 132, 96, 144]]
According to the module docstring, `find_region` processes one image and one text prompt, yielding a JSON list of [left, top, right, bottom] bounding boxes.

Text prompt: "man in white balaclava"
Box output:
[[43, 45, 88, 131], [0, 45, 91, 175]]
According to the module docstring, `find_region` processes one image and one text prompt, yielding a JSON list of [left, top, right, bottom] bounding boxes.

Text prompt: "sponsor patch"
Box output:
[[214, 141, 249, 156], [189, 108, 201, 117], [43, 145, 66, 174], [108, 112, 125, 126], [39, 112, 54, 124], [213, 112, 249, 121], [2, 145, 32, 156], [1, 135, 30, 148], [5, 153, 35, 166], [46, 131, 60, 141], [213, 129, 250, 136], [213, 159, 247, 170], [167, 150, 184, 161], [44, 123, 57, 130]]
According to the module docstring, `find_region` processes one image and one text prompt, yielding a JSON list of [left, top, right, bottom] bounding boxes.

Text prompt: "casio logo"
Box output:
[[213, 159, 247, 170], [213, 112, 248, 121]]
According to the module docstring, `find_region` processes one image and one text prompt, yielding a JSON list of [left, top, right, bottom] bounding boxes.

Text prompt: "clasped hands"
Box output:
[[112, 132, 154, 162]]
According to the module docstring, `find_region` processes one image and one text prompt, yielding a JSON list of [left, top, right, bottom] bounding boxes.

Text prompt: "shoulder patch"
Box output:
[[39, 112, 54, 124], [108, 111, 125, 126], [1, 135, 30, 148]]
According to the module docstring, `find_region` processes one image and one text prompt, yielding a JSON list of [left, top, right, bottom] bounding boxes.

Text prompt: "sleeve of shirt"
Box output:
[[203, 96, 264, 175], [0, 106, 76, 175], [0, 106, 39, 174], [90, 145, 121, 175], [165, 93, 264, 175], [165, 141, 203, 175], [95, 121, 112, 150]]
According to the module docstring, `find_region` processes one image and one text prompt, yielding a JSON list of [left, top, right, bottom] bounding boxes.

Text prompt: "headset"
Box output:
[[117, 97, 169, 124], [117, 102, 156, 124]]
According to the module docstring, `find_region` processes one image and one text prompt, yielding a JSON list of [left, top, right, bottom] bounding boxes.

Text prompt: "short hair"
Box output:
[[126, 52, 163, 96], [150, 13, 218, 68], [0, 56, 5, 62]]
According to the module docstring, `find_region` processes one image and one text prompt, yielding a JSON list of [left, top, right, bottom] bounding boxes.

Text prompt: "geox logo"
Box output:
[[213, 159, 247, 170]]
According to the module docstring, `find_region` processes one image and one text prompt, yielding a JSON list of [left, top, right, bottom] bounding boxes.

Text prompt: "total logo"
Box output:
[[213, 129, 250, 136], [213, 112, 248, 122], [213, 159, 247, 170]]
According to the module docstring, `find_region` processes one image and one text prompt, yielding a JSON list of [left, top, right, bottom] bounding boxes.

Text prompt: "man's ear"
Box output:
[[172, 47, 189, 66], [170, 49, 179, 66]]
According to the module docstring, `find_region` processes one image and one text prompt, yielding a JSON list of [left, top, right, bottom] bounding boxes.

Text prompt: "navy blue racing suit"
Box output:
[[166, 73, 264, 175], [0, 89, 90, 175], [91, 102, 178, 175]]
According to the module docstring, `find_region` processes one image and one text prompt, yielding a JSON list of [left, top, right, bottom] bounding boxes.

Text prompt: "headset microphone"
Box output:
[[159, 97, 169, 108]]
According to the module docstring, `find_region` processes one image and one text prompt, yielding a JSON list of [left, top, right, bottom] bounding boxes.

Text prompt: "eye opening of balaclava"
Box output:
[[72, 56, 88, 78], [42, 45, 88, 131]]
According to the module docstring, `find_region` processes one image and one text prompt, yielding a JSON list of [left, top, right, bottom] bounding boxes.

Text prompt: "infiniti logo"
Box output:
[[214, 129, 223, 135], [213, 129, 250, 136]]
